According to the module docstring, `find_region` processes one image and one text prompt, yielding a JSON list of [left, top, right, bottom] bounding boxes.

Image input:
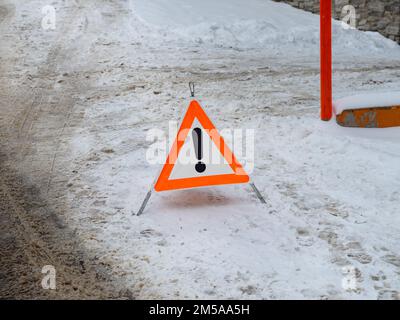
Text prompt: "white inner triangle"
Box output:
[[169, 118, 235, 180]]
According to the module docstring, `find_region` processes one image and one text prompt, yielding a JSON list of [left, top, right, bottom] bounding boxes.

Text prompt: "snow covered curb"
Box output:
[[334, 92, 400, 115]]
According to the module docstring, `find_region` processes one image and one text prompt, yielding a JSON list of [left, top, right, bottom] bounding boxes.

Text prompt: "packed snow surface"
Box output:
[[77, 0, 400, 299], [75, 0, 398, 299]]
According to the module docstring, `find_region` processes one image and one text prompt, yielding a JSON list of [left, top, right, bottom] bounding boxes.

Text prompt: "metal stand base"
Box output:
[[249, 182, 266, 204], [136, 182, 266, 216], [136, 188, 153, 216]]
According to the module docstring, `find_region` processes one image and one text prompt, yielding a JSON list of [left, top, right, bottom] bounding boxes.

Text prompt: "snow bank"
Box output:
[[130, 0, 400, 56], [334, 92, 400, 114]]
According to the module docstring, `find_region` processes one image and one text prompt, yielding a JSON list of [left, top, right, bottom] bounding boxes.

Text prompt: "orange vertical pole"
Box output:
[[320, 0, 332, 121]]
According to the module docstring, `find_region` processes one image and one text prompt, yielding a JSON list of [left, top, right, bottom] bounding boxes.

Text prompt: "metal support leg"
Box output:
[[136, 188, 153, 216], [249, 182, 266, 204]]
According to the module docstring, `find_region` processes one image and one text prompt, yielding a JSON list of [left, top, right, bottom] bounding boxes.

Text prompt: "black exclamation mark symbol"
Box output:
[[192, 128, 206, 173]]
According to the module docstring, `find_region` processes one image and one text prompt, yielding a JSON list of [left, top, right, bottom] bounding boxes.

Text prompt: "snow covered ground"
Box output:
[[1, 0, 400, 299], [67, 0, 400, 299]]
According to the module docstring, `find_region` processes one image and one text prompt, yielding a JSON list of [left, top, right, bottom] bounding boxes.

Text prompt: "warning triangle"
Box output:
[[154, 100, 250, 192]]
